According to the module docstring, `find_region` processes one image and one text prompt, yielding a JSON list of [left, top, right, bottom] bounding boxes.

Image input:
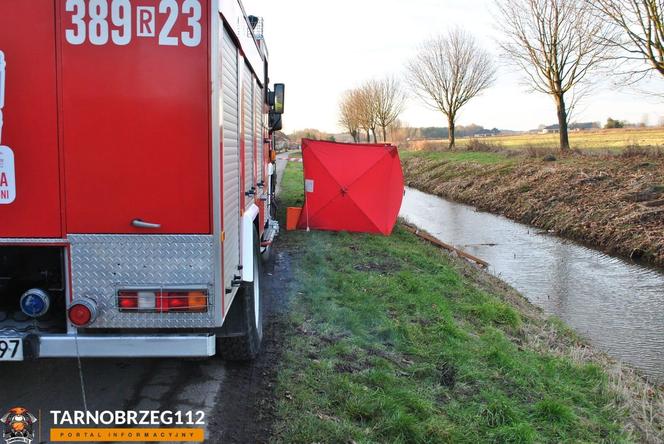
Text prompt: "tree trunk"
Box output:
[[382, 126, 387, 142], [447, 115, 456, 149], [371, 128, 377, 143], [366, 130, 370, 142], [555, 93, 570, 152]]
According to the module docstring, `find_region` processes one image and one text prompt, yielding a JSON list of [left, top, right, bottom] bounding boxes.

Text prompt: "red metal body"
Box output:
[[0, 0, 278, 240], [0, 0, 279, 358], [0, 0, 274, 238], [0, 2, 62, 238], [0, 0, 275, 319], [59, 0, 212, 234]]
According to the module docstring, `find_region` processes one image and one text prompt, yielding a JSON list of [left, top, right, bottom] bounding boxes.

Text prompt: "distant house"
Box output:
[[539, 122, 598, 134], [473, 128, 500, 137], [570, 122, 599, 132]]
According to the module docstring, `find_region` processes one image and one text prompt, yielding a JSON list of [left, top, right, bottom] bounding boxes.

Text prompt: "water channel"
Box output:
[[400, 187, 664, 383]]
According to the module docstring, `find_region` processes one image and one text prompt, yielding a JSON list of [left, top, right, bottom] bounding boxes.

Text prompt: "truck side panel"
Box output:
[[0, 2, 62, 238], [221, 25, 241, 310], [243, 63, 254, 209], [255, 81, 264, 187], [59, 0, 211, 234], [254, 80, 264, 226]]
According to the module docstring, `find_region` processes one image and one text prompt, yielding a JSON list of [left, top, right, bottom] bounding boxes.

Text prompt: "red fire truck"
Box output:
[[0, 0, 284, 360]]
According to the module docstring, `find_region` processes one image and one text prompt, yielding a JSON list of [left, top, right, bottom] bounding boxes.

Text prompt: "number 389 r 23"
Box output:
[[65, 0, 202, 47]]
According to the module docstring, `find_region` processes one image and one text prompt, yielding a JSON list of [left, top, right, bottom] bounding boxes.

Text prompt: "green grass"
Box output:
[[271, 162, 632, 443], [419, 127, 664, 151], [400, 150, 512, 165]]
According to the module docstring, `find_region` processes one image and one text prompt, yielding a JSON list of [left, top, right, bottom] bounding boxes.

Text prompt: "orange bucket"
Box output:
[[286, 207, 302, 230]]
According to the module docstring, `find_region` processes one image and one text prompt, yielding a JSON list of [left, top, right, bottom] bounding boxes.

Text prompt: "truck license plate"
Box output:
[[0, 337, 23, 361]]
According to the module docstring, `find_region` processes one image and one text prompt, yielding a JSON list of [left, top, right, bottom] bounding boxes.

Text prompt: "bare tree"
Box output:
[[496, 0, 612, 152], [387, 119, 403, 144], [338, 90, 361, 142], [388, 119, 401, 142], [407, 29, 496, 149], [374, 77, 406, 142], [356, 82, 379, 143], [590, 0, 664, 81], [386, 119, 417, 145], [341, 79, 404, 144]]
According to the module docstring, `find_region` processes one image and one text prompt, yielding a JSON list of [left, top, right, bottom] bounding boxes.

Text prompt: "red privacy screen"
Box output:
[[297, 139, 404, 235]]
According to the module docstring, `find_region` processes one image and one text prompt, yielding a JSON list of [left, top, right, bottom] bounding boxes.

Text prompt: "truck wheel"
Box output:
[[217, 227, 263, 361]]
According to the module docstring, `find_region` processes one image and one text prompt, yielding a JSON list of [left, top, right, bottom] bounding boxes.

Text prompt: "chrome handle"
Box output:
[[131, 219, 161, 229]]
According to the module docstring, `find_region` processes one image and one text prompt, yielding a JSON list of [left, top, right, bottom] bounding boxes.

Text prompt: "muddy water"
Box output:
[[400, 187, 664, 383]]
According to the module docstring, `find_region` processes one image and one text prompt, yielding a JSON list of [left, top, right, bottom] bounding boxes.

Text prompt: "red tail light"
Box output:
[[118, 292, 138, 309], [68, 298, 98, 327], [168, 296, 188, 310], [117, 290, 208, 313]]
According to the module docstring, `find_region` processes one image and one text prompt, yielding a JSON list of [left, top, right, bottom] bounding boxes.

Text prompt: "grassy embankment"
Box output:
[[270, 161, 662, 443], [401, 148, 664, 268]]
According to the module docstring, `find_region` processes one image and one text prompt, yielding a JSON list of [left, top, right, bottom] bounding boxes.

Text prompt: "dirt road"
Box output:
[[2, 159, 294, 444]]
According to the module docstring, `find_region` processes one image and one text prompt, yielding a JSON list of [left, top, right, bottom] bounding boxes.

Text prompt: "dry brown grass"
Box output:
[[407, 139, 447, 152], [464, 138, 504, 152], [619, 144, 664, 159]]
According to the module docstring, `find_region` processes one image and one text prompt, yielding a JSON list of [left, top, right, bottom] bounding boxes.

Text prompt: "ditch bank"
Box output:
[[401, 151, 664, 268], [270, 160, 663, 443]]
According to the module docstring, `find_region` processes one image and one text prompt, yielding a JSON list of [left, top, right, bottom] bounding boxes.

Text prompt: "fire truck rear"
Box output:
[[0, 0, 284, 360]]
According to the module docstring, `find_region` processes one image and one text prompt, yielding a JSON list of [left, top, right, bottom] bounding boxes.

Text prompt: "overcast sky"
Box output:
[[242, 0, 663, 133]]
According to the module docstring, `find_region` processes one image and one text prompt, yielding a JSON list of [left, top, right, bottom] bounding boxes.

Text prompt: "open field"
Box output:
[[409, 128, 664, 152], [270, 160, 663, 443]]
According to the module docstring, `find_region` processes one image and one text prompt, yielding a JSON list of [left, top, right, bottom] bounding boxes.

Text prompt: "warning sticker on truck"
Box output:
[[0, 146, 16, 204]]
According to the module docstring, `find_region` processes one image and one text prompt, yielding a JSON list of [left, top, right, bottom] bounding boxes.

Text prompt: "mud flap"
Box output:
[[215, 290, 249, 338]]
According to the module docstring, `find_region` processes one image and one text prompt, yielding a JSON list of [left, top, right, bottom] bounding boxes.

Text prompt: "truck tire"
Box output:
[[217, 227, 263, 361]]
